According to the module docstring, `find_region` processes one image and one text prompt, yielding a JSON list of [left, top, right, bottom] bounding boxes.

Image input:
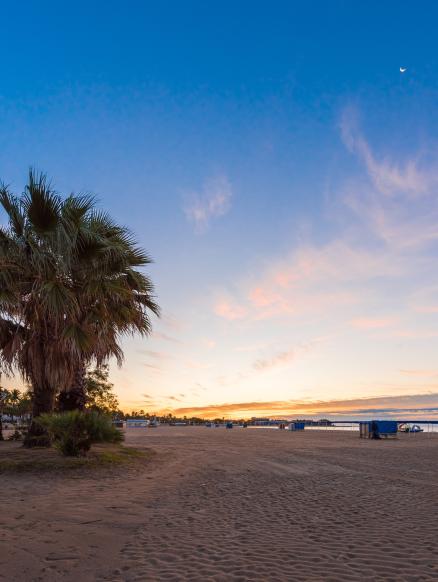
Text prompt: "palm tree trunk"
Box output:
[[0, 397, 5, 440], [23, 382, 56, 447], [58, 362, 87, 412]]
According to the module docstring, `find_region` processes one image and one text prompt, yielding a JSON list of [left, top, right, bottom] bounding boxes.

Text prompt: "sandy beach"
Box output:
[[2, 427, 438, 581]]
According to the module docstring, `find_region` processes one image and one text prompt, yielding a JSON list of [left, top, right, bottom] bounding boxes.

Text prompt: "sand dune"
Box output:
[[2, 427, 438, 581]]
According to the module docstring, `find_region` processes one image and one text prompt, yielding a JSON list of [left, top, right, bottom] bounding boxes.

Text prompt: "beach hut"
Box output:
[[126, 419, 149, 428], [288, 422, 305, 431], [359, 422, 371, 438], [359, 420, 397, 439]]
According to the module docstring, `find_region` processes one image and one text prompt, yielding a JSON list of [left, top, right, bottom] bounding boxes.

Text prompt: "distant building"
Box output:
[[251, 417, 271, 425]]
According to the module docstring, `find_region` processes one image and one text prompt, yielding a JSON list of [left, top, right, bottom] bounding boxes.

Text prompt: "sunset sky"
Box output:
[[2, 2, 438, 418]]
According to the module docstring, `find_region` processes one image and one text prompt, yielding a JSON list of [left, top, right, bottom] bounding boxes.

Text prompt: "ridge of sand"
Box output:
[[2, 428, 438, 581]]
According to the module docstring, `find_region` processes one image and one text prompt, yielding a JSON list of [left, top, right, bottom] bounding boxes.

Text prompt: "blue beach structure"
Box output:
[[359, 420, 398, 439], [288, 422, 305, 431]]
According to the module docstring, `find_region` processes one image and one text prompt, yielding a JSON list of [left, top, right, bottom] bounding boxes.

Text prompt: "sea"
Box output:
[[248, 423, 438, 433], [306, 422, 438, 433]]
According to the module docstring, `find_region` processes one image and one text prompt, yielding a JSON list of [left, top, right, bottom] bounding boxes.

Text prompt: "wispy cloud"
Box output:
[[235, 343, 268, 353], [134, 109, 438, 418], [213, 109, 438, 337], [152, 331, 182, 344], [167, 392, 438, 419], [214, 297, 247, 320], [138, 349, 173, 360], [375, 329, 438, 340], [413, 305, 438, 314], [214, 240, 394, 322], [253, 348, 296, 371], [143, 363, 162, 373], [350, 317, 397, 330], [340, 108, 436, 197], [400, 369, 438, 377], [160, 313, 184, 332], [203, 339, 216, 349], [184, 175, 232, 233], [341, 109, 438, 251]]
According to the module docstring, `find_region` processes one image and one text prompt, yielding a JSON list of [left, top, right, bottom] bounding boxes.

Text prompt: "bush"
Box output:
[[7, 429, 23, 441], [37, 410, 124, 456]]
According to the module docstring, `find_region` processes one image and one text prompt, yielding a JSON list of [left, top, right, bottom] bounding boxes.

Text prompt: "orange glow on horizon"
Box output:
[[120, 392, 438, 420]]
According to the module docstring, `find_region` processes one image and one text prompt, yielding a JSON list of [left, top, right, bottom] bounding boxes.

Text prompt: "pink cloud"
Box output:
[[213, 239, 393, 322], [249, 287, 279, 308], [203, 339, 216, 349], [350, 317, 397, 330], [413, 305, 438, 314], [400, 369, 438, 377], [214, 298, 247, 320], [381, 329, 438, 340]]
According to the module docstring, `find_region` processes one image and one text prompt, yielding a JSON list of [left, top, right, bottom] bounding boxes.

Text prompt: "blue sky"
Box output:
[[2, 2, 438, 418]]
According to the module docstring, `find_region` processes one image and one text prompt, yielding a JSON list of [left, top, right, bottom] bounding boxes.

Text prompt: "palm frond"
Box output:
[[22, 169, 62, 235], [0, 186, 25, 237], [40, 280, 79, 318], [62, 193, 96, 222]]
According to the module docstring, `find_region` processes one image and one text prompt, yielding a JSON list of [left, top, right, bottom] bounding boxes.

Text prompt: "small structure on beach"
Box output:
[[126, 419, 149, 428], [398, 423, 423, 433], [287, 422, 305, 431], [251, 417, 271, 426], [360, 420, 397, 439]]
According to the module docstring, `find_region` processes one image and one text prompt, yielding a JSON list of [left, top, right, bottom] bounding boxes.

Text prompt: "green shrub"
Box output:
[[37, 410, 123, 456], [7, 429, 23, 441]]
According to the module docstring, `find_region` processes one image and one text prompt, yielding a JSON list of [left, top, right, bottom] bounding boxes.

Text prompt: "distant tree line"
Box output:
[[0, 365, 126, 440]]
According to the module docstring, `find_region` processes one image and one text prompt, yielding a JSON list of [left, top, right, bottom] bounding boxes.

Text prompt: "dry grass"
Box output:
[[0, 440, 152, 474]]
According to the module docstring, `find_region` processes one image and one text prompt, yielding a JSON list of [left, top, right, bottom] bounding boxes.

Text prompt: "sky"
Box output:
[[2, 1, 438, 419]]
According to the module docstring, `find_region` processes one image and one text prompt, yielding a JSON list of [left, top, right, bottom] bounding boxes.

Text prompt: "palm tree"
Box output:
[[0, 387, 9, 440], [7, 388, 21, 419], [0, 170, 159, 445], [8, 388, 27, 428], [58, 208, 159, 411]]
